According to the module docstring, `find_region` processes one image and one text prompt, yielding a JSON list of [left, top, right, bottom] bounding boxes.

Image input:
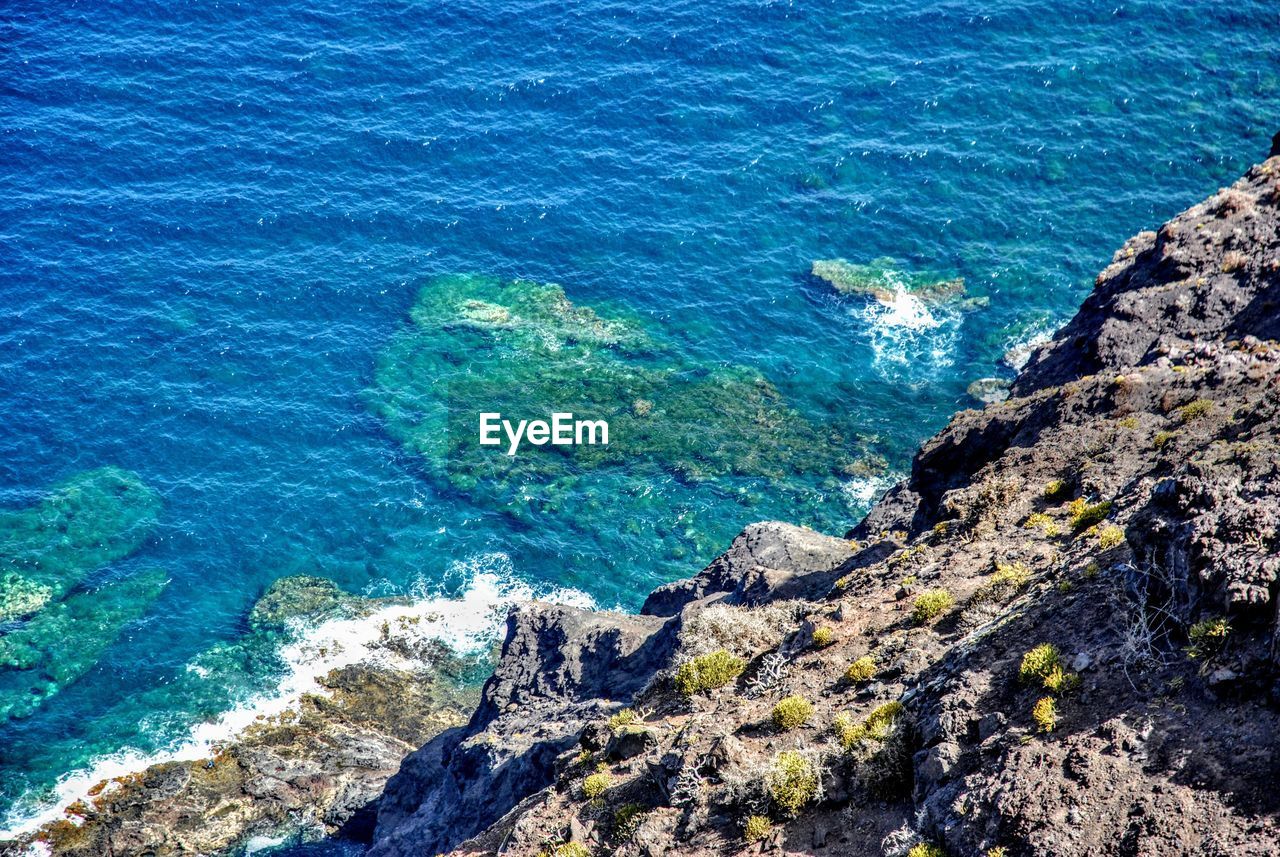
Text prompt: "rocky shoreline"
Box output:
[[8, 138, 1280, 856]]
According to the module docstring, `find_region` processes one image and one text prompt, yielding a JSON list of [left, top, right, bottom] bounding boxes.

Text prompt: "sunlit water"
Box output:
[[1, 0, 1277, 838]]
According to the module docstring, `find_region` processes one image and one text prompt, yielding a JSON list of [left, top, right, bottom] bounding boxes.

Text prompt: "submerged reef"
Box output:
[[811, 256, 980, 307], [0, 468, 163, 721], [369, 274, 862, 574], [0, 467, 160, 622], [0, 569, 167, 720]]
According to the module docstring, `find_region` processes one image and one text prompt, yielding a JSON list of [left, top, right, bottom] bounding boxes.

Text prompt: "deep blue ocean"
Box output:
[[1, 0, 1277, 840]]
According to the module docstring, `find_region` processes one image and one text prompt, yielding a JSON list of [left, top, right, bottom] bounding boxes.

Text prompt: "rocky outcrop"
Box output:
[[640, 522, 853, 617], [364, 142, 1280, 857], [371, 525, 854, 856]]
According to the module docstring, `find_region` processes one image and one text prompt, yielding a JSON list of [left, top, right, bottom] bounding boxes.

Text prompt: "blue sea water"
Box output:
[[1, 0, 1278, 837]]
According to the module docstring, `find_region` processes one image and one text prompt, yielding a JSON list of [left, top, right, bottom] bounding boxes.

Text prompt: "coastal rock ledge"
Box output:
[[8, 138, 1280, 857]]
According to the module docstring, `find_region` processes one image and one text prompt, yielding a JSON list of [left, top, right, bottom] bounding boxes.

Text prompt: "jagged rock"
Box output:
[[641, 522, 852, 616], [369, 604, 672, 856], [605, 725, 657, 761]]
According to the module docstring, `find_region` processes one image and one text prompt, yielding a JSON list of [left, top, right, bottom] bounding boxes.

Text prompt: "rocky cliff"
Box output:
[[368, 143, 1280, 857]]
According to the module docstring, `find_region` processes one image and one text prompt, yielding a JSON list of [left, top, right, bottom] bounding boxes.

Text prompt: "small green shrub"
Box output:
[[743, 814, 773, 843], [1043, 479, 1071, 501], [1019, 643, 1062, 684], [1117, 415, 1139, 429], [908, 844, 946, 857], [834, 701, 904, 750], [607, 708, 638, 730], [1153, 430, 1177, 449], [987, 847, 1009, 857], [766, 750, 819, 815], [1187, 616, 1230, 659], [1096, 524, 1125, 550], [582, 772, 610, 800], [673, 649, 745, 695], [900, 574, 918, 586], [845, 656, 876, 683], [1067, 498, 1112, 532], [552, 844, 591, 857], [1021, 643, 1079, 694], [1032, 696, 1057, 732], [912, 589, 955, 624], [812, 626, 835, 647], [1043, 664, 1081, 694], [771, 695, 814, 730], [1178, 399, 1214, 422], [1024, 512, 1061, 536], [613, 803, 646, 839], [992, 561, 1031, 589]]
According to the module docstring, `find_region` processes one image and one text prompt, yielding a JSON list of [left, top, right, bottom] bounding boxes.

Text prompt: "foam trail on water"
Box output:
[[0, 556, 592, 841], [842, 472, 897, 510], [854, 286, 959, 382]]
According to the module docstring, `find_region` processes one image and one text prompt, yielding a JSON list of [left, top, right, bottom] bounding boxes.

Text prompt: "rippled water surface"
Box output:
[[1, 0, 1277, 832]]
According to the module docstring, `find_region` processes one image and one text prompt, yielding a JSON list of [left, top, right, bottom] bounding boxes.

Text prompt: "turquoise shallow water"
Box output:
[[1, 0, 1278, 834]]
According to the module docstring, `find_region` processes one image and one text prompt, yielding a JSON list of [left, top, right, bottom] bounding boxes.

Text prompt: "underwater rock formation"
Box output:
[[368, 274, 861, 577], [810, 257, 973, 305], [0, 467, 160, 622], [0, 468, 163, 721], [0, 568, 167, 720]]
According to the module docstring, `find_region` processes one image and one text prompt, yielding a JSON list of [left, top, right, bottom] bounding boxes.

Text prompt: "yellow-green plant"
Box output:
[[1019, 643, 1062, 684], [613, 803, 646, 839], [607, 708, 638, 730], [1067, 499, 1112, 532], [743, 815, 773, 843], [1024, 512, 1061, 536], [1178, 398, 1213, 422], [812, 626, 835, 647], [1021, 643, 1080, 694], [912, 589, 955, 624], [766, 751, 819, 815], [582, 772, 610, 800], [834, 701, 904, 750], [552, 844, 591, 857], [1153, 430, 1177, 449], [673, 649, 745, 695], [845, 656, 876, 683], [1187, 616, 1230, 659], [1096, 524, 1125, 550], [1043, 664, 1081, 694], [1032, 696, 1057, 732], [1043, 479, 1071, 501], [992, 561, 1031, 589], [771, 695, 814, 730], [908, 844, 946, 857]]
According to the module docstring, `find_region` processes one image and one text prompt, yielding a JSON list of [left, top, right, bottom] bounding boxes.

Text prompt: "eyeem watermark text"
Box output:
[[479, 412, 609, 456]]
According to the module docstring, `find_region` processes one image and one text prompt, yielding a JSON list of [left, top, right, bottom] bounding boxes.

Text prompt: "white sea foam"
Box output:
[[854, 286, 959, 381], [842, 472, 898, 509], [0, 555, 593, 841], [1001, 321, 1056, 371]]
